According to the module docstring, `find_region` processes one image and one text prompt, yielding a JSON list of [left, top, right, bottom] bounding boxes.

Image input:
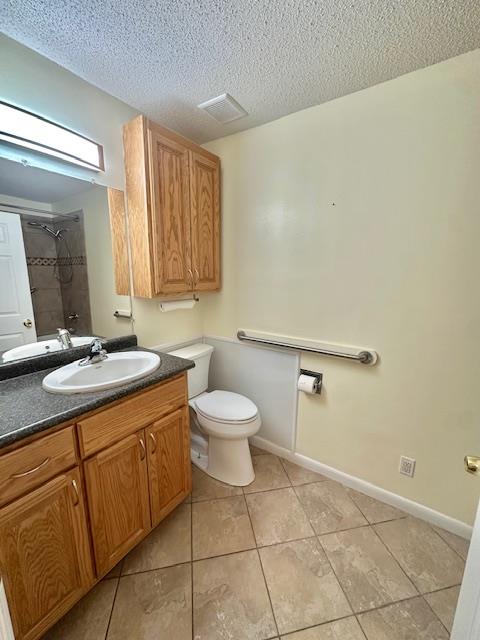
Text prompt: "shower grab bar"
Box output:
[[236, 330, 377, 365]]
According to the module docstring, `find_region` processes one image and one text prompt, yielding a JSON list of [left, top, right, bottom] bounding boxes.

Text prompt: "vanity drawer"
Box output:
[[77, 374, 187, 458], [0, 426, 77, 506]]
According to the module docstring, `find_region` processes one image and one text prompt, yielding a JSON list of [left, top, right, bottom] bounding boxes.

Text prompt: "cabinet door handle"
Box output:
[[187, 268, 193, 286], [10, 457, 51, 479], [149, 432, 157, 453], [194, 268, 199, 284], [139, 437, 146, 460], [70, 479, 80, 506]]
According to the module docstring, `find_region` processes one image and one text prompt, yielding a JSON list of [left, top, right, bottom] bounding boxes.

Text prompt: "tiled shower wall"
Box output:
[[53, 214, 92, 336], [20, 213, 92, 337]]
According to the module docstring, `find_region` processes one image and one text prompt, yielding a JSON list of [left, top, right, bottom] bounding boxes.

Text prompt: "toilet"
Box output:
[[168, 343, 261, 486]]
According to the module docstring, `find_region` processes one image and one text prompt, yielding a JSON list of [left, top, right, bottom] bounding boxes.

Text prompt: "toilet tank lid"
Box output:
[[168, 343, 214, 360]]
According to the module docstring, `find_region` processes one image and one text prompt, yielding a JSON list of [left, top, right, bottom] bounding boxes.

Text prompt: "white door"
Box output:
[[0, 211, 37, 353], [451, 460, 480, 639]]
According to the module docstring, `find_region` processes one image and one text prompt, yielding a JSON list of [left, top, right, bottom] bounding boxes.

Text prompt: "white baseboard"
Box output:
[[250, 435, 473, 540]]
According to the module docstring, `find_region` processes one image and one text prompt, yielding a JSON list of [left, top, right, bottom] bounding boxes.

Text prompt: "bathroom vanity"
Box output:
[[0, 345, 193, 640]]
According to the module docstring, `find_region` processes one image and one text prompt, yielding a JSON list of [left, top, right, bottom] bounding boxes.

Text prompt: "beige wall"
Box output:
[[1, 36, 204, 347], [204, 50, 480, 525], [0, 35, 137, 189]]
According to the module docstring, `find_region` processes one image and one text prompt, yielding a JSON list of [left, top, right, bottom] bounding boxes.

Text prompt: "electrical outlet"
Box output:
[[399, 456, 416, 477]]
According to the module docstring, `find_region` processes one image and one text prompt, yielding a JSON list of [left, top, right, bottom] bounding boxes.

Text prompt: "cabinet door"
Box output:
[[189, 149, 220, 291], [84, 432, 151, 576], [148, 128, 193, 294], [0, 468, 93, 640], [147, 408, 191, 526]]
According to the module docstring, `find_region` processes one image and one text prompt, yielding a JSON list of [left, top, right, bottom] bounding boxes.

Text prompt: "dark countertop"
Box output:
[[0, 348, 194, 450]]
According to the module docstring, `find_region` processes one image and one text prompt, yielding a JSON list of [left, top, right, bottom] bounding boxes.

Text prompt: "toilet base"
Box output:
[[190, 431, 255, 487]]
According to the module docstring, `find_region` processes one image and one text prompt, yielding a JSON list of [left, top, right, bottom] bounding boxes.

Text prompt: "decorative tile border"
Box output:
[[26, 256, 86, 266]]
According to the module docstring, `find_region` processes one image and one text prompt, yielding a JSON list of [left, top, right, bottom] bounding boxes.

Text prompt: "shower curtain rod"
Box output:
[[0, 202, 80, 220]]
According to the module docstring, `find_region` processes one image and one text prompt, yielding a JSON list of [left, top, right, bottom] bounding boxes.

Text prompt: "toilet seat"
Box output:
[[194, 390, 258, 424]]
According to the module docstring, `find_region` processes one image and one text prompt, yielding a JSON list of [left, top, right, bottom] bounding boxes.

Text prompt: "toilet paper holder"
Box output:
[[299, 369, 323, 395]]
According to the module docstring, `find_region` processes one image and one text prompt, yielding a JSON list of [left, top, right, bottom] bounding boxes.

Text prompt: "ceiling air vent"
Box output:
[[197, 93, 247, 124]]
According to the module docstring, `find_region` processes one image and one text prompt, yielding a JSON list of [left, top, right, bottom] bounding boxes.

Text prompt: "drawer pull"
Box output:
[[139, 437, 146, 460], [149, 432, 157, 453], [70, 479, 80, 506], [10, 457, 51, 479]]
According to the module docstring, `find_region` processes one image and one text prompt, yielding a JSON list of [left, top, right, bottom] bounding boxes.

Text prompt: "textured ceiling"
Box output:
[[0, 158, 94, 203], [2, 1, 480, 143]]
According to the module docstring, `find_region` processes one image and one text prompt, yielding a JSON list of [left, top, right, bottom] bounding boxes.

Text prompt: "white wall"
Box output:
[[203, 49, 480, 525], [206, 336, 299, 450]]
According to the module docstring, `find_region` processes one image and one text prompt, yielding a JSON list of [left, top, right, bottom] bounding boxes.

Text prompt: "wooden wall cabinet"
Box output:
[[0, 373, 191, 640], [122, 115, 220, 298]]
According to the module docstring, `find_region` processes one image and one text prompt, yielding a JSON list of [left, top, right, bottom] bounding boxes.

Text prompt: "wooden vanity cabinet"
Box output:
[[0, 468, 93, 640], [147, 407, 191, 526], [0, 373, 191, 640], [122, 115, 220, 298], [84, 431, 151, 576]]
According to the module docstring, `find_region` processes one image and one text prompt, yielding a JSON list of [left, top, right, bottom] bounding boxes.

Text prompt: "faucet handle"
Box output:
[[90, 338, 105, 354]]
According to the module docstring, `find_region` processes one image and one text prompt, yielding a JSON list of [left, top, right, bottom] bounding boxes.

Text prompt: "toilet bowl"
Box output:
[[168, 344, 261, 486]]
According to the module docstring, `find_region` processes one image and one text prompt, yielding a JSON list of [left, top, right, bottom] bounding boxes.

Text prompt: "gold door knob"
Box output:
[[23, 318, 33, 328], [465, 455, 480, 475]]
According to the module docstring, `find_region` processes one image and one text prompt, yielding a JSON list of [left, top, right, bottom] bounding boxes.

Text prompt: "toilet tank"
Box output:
[[168, 343, 214, 399]]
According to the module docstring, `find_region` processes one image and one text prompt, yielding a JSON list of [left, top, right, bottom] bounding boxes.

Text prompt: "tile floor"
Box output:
[[43, 446, 468, 640]]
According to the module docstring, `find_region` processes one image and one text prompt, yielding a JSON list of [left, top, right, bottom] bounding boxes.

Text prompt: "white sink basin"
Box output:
[[2, 336, 96, 362], [42, 351, 161, 394]]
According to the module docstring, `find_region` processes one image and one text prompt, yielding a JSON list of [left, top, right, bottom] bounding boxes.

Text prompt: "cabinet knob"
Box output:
[[70, 479, 80, 506], [139, 437, 146, 460], [149, 432, 157, 454]]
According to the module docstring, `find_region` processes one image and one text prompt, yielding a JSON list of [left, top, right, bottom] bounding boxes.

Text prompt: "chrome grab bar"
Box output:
[[236, 330, 376, 365]]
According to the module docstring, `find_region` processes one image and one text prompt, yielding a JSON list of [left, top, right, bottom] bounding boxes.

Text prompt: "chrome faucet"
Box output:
[[57, 328, 73, 349], [79, 338, 108, 366]]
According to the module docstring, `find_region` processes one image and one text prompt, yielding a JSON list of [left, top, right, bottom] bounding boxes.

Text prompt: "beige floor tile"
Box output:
[[424, 585, 460, 632], [319, 526, 417, 612], [295, 481, 367, 535], [192, 495, 256, 559], [259, 538, 352, 635], [103, 559, 123, 579], [107, 564, 192, 640], [280, 617, 365, 639], [281, 459, 327, 486], [250, 443, 269, 455], [358, 596, 449, 639], [122, 503, 191, 574], [346, 488, 405, 524], [374, 517, 464, 593], [193, 549, 277, 640], [246, 487, 314, 546], [192, 465, 243, 502], [43, 579, 117, 640], [244, 454, 291, 494], [433, 526, 470, 560]]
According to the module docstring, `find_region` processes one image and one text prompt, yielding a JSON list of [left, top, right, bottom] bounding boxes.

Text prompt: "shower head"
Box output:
[[27, 221, 65, 239]]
